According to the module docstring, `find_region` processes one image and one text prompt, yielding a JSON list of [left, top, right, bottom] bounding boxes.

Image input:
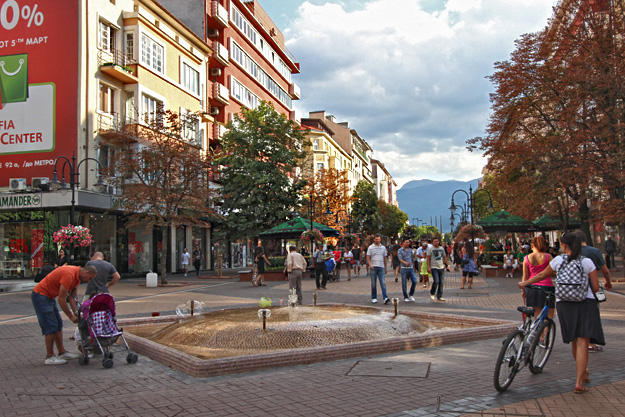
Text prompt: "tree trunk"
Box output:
[[618, 223, 625, 267], [159, 226, 168, 285]]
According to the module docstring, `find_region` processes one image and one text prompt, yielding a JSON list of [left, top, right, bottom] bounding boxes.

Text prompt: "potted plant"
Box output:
[[52, 225, 93, 248], [301, 229, 324, 245]]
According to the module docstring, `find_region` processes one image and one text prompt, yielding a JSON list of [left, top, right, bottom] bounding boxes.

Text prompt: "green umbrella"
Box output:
[[476, 210, 535, 233], [532, 215, 581, 231], [259, 217, 340, 239]]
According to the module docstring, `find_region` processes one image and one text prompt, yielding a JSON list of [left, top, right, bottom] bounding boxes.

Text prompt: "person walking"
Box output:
[[85, 252, 121, 297], [352, 244, 362, 276], [252, 248, 270, 286], [180, 248, 191, 277], [398, 238, 417, 302], [427, 238, 450, 301], [520, 236, 554, 318], [576, 231, 613, 353], [367, 234, 389, 304], [461, 240, 478, 289], [31, 265, 97, 364], [519, 232, 605, 394], [391, 242, 400, 282], [312, 244, 328, 289], [343, 247, 354, 281], [417, 240, 430, 288], [192, 245, 204, 277], [286, 246, 306, 305], [604, 235, 616, 270]]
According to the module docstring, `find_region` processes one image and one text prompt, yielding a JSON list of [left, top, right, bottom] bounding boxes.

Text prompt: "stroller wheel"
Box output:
[[106, 352, 114, 360], [102, 358, 114, 369], [79, 355, 89, 366], [126, 353, 139, 364]]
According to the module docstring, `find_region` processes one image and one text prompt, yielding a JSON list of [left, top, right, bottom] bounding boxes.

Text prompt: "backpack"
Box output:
[[555, 255, 588, 302]]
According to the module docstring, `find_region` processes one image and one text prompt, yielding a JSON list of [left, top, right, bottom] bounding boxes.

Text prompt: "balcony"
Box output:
[[97, 113, 139, 142], [213, 123, 228, 139], [212, 82, 229, 104], [212, 41, 229, 66], [98, 50, 138, 84], [289, 82, 300, 100], [210, 1, 229, 27]]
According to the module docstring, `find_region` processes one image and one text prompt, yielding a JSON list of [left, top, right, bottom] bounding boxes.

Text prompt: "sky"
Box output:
[[258, 0, 556, 188]]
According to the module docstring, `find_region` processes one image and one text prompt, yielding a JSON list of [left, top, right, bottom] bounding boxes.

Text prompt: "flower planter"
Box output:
[[239, 270, 310, 281]]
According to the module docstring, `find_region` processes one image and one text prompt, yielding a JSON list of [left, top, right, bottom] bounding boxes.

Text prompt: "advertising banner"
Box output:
[[30, 227, 43, 268], [0, 0, 78, 182]]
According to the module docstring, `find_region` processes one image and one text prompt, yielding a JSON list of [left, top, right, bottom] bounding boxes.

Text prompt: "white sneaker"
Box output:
[[384, 298, 390, 304], [430, 294, 436, 301], [410, 296, 415, 301], [372, 299, 378, 303], [44, 355, 67, 365], [58, 351, 79, 360], [404, 298, 410, 302], [438, 297, 446, 302]]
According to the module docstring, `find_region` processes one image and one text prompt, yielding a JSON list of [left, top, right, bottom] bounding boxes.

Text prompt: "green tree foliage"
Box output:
[[351, 181, 382, 235], [217, 102, 309, 240], [378, 200, 409, 239]]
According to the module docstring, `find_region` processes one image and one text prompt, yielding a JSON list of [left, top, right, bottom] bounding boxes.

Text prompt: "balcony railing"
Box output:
[[212, 41, 229, 66], [97, 112, 139, 141], [212, 82, 229, 104], [210, 1, 229, 27], [98, 49, 138, 84]]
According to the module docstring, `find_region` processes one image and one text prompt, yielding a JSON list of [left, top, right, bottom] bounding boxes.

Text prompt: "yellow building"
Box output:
[[300, 118, 353, 180]]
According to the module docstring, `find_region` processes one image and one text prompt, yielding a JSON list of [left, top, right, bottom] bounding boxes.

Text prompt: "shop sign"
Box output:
[[0, 192, 41, 208]]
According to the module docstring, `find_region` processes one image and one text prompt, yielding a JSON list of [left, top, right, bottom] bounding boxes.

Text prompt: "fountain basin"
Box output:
[[120, 304, 515, 378]]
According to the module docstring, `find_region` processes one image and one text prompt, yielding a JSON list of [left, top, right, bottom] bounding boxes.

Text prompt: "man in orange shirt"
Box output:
[[31, 265, 97, 365]]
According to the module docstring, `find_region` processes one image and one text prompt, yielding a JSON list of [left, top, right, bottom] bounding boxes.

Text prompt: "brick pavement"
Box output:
[[0, 265, 624, 416]]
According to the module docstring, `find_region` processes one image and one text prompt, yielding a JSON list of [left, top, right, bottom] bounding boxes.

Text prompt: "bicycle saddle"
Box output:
[[517, 306, 535, 316]]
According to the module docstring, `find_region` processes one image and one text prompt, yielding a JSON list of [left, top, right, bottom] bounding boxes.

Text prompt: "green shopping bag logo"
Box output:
[[0, 54, 28, 105]]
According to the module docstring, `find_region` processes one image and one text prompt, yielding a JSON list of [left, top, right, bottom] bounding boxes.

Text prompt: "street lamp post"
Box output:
[[412, 217, 422, 227], [335, 209, 352, 235], [449, 184, 494, 225], [305, 196, 332, 254], [50, 154, 106, 225]]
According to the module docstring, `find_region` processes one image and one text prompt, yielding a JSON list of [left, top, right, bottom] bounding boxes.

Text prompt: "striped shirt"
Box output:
[[367, 244, 388, 268]]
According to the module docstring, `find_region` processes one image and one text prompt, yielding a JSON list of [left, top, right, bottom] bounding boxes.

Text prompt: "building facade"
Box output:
[[371, 159, 398, 207], [0, 0, 213, 278]]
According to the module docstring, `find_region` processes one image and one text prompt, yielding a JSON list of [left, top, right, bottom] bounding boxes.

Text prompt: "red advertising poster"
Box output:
[[0, 0, 78, 183], [30, 227, 43, 268]]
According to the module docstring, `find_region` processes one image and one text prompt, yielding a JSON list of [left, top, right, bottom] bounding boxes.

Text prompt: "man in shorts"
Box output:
[[31, 265, 97, 364]]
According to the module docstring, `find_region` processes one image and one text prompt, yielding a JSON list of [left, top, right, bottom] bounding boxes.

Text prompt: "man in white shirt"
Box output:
[[427, 238, 450, 301], [367, 234, 389, 304], [286, 245, 307, 305], [180, 248, 191, 277]]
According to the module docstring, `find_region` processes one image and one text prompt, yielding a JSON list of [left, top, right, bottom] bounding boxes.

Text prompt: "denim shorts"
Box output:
[[31, 291, 63, 335]]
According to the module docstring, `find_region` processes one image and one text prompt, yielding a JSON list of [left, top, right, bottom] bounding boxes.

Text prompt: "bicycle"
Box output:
[[493, 290, 557, 392]]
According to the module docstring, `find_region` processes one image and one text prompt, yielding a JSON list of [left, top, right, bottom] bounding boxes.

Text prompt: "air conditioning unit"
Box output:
[[32, 177, 49, 190], [210, 107, 220, 115], [9, 178, 27, 191], [207, 28, 220, 38], [210, 68, 222, 77]]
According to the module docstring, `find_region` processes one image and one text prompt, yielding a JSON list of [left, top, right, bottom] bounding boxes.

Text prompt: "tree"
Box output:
[[216, 101, 309, 240], [378, 200, 408, 240], [104, 109, 217, 284], [302, 167, 353, 233], [351, 181, 382, 235]]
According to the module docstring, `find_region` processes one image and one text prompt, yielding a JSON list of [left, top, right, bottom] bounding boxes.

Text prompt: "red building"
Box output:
[[158, 0, 300, 148]]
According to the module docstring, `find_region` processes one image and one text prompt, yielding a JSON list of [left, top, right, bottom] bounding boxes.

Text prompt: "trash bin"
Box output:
[[146, 272, 158, 288]]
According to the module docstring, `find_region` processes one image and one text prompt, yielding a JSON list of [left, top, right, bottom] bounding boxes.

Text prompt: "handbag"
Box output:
[[350, 258, 356, 265], [594, 283, 607, 303]]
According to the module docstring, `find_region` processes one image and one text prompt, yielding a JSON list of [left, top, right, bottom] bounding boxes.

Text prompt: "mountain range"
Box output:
[[397, 178, 480, 233]]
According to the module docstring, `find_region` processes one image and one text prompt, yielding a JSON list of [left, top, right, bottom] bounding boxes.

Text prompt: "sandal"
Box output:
[[573, 386, 589, 394], [588, 345, 604, 352]]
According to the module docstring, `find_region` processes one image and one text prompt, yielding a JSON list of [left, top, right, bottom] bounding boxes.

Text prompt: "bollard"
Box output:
[[262, 310, 267, 330], [393, 298, 398, 317], [190, 300, 194, 316], [313, 292, 317, 306]]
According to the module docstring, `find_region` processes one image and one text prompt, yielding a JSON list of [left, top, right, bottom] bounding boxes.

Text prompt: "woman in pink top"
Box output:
[[522, 235, 554, 318]]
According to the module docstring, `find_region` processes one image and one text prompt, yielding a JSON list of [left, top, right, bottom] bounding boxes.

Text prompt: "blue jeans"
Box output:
[[401, 268, 417, 299], [430, 268, 445, 299], [370, 266, 388, 300]]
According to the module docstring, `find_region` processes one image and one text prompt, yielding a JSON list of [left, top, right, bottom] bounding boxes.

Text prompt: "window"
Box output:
[[99, 21, 117, 52], [181, 62, 199, 95], [142, 94, 163, 126], [230, 77, 259, 110], [313, 139, 319, 150], [125, 33, 134, 60], [141, 34, 163, 73], [98, 146, 115, 176], [317, 163, 324, 171], [98, 83, 116, 115], [181, 108, 199, 144]]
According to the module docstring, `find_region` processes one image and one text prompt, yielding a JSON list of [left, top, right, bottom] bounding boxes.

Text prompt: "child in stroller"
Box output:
[[325, 258, 339, 282], [76, 292, 138, 368]]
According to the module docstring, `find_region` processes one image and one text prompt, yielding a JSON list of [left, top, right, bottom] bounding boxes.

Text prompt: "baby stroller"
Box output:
[[77, 293, 138, 368], [325, 258, 339, 282]]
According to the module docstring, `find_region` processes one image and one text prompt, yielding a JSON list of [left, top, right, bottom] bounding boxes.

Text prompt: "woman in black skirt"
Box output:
[[518, 232, 602, 395]]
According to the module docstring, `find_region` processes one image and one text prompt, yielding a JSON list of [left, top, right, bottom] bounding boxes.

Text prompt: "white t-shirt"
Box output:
[[550, 255, 596, 299], [181, 252, 191, 265], [504, 254, 516, 266], [416, 246, 428, 263]]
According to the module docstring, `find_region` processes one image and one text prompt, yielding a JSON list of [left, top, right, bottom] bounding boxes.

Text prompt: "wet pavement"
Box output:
[[1, 263, 624, 416]]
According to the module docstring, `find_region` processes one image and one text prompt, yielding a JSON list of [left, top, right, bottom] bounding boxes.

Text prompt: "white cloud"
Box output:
[[287, 0, 555, 185]]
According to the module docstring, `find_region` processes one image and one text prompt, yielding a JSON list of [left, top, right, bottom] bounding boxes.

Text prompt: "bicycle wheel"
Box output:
[[494, 329, 524, 392], [529, 318, 556, 374]]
